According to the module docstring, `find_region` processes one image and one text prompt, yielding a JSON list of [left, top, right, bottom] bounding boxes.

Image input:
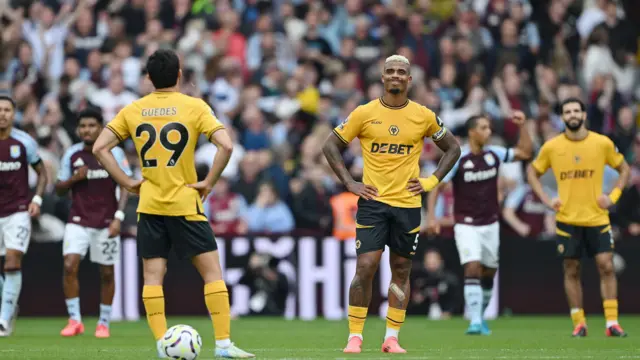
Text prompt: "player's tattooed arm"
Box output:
[[425, 184, 441, 235], [432, 131, 461, 181], [29, 161, 48, 217], [323, 133, 378, 200], [613, 160, 630, 191]]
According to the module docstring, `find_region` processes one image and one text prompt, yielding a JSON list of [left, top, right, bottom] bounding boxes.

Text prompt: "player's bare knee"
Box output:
[[391, 262, 411, 283], [463, 261, 482, 279], [99, 265, 115, 284], [143, 259, 167, 285], [355, 256, 379, 280], [4, 251, 23, 271], [192, 251, 223, 283], [596, 258, 615, 277], [562, 260, 580, 279]]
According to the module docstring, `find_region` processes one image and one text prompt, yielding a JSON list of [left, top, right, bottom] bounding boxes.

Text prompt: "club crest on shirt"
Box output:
[[9, 145, 20, 159], [484, 153, 495, 166], [574, 155, 581, 163]]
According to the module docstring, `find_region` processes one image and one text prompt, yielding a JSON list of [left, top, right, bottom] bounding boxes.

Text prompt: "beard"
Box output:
[[389, 88, 401, 95], [564, 118, 584, 131], [83, 139, 95, 146]]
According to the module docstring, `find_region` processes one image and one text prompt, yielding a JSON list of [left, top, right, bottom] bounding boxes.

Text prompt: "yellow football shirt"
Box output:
[[333, 98, 446, 208], [531, 131, 624, 227], [107, 91, 224, 217]]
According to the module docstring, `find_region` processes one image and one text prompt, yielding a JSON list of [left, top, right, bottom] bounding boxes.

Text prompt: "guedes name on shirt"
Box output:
[[141, 107, 178, 117]]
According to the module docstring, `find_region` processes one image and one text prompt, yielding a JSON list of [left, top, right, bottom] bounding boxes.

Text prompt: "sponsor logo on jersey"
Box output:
[[463, 160, 474, 169], [370, 142, 414, 155], [141, 107, 178, 117], [463, 167, 497, 182], [73, 158, 85, 167], [0, 161, 21, 171], [10, 145, 20, 159], [559, 169, 595, 180], [87, 169, 110, 179]]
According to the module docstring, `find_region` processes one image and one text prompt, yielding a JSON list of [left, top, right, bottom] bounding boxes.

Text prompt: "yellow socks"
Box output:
[[204, 280, 231, 342], [348, 306, 368, 337], [142, 285, 167, 340], [570, 308, 586, 327], [385, 307, 406, 339], [604, 299, 618, 326]]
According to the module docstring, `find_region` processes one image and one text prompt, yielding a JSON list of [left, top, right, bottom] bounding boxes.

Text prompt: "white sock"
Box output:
[[606, 320, 618, 327], [98, 304, 112, 327], [0, 271, 22, 322], [482, 289, 493, 316], [384, 327, 399, 340], [570, 308, 581, 314], [65, 297, 81, 322], [216, 338, 231, 348], [464, 279, 483, 325], [348, 333, 363, 341]]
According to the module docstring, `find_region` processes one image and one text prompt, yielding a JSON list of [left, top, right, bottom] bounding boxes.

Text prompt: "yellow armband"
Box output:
[[609, 187, 622, 204], [419, 175, 440, 192]]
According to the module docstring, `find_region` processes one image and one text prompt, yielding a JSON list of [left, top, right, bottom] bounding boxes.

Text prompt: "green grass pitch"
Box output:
[[1, 316, 639, 359]]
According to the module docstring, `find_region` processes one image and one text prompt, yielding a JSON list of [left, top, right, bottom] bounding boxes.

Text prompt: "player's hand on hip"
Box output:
[[125, 178, 145, 195], [596, 194, 613, 209], [28, 202, 40, 217], [108, 219, 121, 238], [511, 110, 526, 126], [550, 198, 562, 212], [408, 175, 439, 195], [426, 216, 440, 235], [346, 181, 378, 200], [186, 180, 213, 200]]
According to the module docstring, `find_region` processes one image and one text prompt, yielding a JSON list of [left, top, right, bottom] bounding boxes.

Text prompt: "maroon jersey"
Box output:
[[0, 129, 41, 217], [58, 143, 131, 228], [502, 184, 549, 238], [443, 145, 515, 226], [205, 192, 246, 234]]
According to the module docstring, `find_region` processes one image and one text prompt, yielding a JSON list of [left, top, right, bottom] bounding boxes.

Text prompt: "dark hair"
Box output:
[[0, 95, 16, 110], [76, 108, 104, 125], [465, 114, 488, 132], [146, 49, 180, 89], [559, 97, 585, 113]]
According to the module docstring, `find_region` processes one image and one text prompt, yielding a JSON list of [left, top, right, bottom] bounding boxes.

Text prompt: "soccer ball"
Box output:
[[160, 325, 203, 360]]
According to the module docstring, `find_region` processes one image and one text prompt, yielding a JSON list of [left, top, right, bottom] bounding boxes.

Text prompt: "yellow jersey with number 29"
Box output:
[[333, 98, 445, 208], [106, 91, 224, 217], [531, 131, 624, 227]]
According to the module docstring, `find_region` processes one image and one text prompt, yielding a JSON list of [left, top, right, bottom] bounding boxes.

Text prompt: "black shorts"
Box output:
[[137, 213, 217, 260], [355, 199, 422, 258], [555, 221, 613, 259]]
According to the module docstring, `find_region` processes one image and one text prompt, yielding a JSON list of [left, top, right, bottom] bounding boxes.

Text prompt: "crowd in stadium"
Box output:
[[1, 0, 639, 244]]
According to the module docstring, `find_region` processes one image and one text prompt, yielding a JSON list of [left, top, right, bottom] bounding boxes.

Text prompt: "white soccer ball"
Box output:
[[160, 325, 203, 360]]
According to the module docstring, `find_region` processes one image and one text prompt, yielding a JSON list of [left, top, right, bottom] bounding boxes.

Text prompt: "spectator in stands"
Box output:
[[408, 249, 461, 320], [238, 252, 289, 316], [242, 181, 294, 234]]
